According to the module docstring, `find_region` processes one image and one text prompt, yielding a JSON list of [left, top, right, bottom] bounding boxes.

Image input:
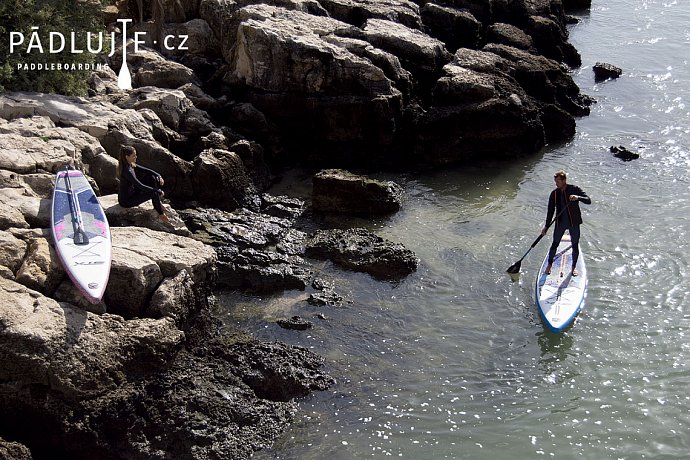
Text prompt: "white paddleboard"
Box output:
[[51, 169, 112, 304], [535, 232, 587, 333]]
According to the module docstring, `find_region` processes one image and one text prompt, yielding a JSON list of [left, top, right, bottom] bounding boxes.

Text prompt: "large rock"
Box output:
[[103, 226, 216, 318], [319, 0, 422, 30], [180, 206, 310, 293], [0, 277, 184, 401], [312, 169, 403, 214], [191, 148, 261, 211], [305, 228, 418, 280]]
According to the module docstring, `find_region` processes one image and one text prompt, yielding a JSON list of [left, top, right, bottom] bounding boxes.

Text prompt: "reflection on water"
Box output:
[[224, 1, 690, 458]]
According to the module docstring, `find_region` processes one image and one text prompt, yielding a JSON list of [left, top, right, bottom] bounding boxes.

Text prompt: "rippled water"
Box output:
[[222, 1, 690, 458]]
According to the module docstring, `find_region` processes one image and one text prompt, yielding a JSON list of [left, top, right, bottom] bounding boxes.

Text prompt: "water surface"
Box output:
[[222, 1, 690, 458]]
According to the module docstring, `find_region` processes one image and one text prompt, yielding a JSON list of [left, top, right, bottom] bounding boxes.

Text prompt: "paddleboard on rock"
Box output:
[[51, 169, 112, 304], [535, 232, 587, 333]]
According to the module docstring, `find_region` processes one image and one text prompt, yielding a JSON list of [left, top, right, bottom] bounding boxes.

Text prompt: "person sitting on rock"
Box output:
[[117, 145, 169, 223]]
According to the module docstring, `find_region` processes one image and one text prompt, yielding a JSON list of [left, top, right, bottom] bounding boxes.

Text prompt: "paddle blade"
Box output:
[[506, 261, 521, 274], [73, 229, 90, 246]]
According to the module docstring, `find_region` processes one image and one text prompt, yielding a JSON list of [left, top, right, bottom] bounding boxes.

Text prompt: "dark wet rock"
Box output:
[[421, 4, 481, 52], [210, 339, 335, 401], [305, 228, 418, 280], [593, 62, 623, 81], [179, 206, 311, 293], [277, 315, 313, 330], [262, 194, 305, 220], [308, 277, 345, 306], [563, 0, 592, 9], [610, 145, 640, 161], [312, 169, 403, 215], [0, 437, 32, 460], [216, 246, 310, 292]]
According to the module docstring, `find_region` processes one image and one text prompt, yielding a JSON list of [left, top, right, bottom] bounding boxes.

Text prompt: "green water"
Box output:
[[223, 1, 690, 458]]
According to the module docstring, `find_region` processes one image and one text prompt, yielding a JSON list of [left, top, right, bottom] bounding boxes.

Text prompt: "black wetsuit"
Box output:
[[545, 184, 591, 268], [118, 164, 164, 214]]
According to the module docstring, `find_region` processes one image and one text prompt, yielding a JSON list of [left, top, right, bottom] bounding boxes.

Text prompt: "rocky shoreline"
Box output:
[[1, 0, 593, 457]]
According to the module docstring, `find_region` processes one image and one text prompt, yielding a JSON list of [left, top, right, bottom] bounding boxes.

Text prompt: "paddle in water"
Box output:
[[506, 204, 569, 274]]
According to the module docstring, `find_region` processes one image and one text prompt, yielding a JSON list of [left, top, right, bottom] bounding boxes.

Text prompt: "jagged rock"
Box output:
[[308, 278, 344, 306], [262, 194, 305, 220], [362, 18, 452, 78], [319, 0, 422, 30], [487, 22, 535, 51], [0, 437, 32, 460], [305, 228, 418, 280], [593, 62, 623, 81], [0, 230, 27, 276], [14, 236, 64, 297], [563, 0, 592, 9], [191, 148, 261, 211], [147, 270, 196, 325], [0, 115, 101, 174], [0, 188, 49, 230], [0, 92, 153, 141], [180, 207, 309, 293], [610, 145, 640, 161], [312, 169, 403, 215], [113, 87, 195, 132], [0, 277, 184, 400], [277, 315, 313, 330], [421, 4, 482, 52], [229, 5, 396, 97], [229, 140, 273, 192], [101, 226, 216, 318], [161, 19, 220, 58], [217, 340, 334, 400]]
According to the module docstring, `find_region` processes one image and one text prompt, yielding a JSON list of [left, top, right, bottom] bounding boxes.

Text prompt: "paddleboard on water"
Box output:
[[535, 232, 587, 333], [51, 169, 112, 304]]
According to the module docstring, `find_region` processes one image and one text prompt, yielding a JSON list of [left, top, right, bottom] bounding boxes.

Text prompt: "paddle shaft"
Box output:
[[512, 202, 571, 266], [63, 167, 89, 245]]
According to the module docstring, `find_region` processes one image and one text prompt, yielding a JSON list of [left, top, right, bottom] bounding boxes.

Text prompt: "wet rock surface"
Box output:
[[305, 228, 419, 280]]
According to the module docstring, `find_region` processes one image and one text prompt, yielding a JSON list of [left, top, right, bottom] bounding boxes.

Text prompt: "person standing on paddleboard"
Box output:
[[541, 170, 591, 276], [117, 145, 170, 223]]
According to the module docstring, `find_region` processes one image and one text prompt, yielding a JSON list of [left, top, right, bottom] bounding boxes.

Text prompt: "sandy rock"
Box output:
[[0, 277, 184, 401], [362, 18, 452, 76], [111, 226, 217, 288], [0, 188, 49, 230], [0, 92, 154, 141], [106, 246, 163, 318], [230, 5, 396, 97], [147, 270, 196, 324], [14, 236, 64, 296], [0, 230, 27, 275], [101, 194, 191, 236]]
